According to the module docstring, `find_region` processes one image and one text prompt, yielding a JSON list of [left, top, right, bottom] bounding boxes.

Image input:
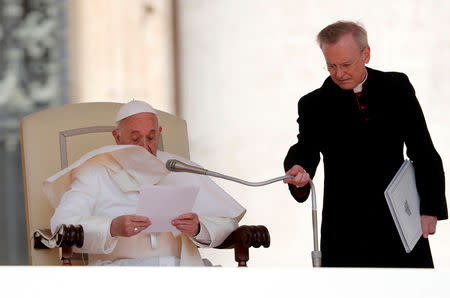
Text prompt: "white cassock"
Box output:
[[43, 145, 246, 266]]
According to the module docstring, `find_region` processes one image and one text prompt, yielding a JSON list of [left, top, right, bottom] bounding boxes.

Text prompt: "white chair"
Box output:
[[20, 102, 269, 266]]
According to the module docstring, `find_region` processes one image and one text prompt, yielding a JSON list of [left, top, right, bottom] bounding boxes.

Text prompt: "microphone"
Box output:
[[166, 158, 321, 267], [165, 159, 292, 187], [166, 159, 207, 175]]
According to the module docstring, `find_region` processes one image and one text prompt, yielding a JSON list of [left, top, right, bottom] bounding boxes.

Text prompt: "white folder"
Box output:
[[384, 159, 422, 253]]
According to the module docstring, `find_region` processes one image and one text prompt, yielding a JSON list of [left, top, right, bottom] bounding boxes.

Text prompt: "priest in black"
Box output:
[[283, 21, 447, 267]]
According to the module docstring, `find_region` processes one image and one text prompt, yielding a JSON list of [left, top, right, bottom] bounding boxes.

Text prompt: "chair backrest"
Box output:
[[20, 102, 190, 265]]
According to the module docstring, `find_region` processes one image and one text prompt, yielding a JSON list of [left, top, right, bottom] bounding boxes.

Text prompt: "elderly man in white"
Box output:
[[45, 100, 245, 266]]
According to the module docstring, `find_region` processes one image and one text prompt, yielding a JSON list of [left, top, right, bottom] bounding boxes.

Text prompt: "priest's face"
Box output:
[[112, 112, 162, 156], [321, 33, 370, 90]]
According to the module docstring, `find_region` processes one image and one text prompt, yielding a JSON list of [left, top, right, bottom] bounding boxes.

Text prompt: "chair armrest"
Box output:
[[215, 225, 270, 267], [33, 224, 270, 266], [34, 224, 84, 249], [33, 225, 84, 265]]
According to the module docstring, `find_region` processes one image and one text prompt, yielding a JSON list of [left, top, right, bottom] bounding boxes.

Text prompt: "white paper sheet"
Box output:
[[136, 185, 199, 232]]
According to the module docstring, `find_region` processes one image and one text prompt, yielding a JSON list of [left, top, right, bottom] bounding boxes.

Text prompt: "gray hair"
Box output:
[[316, 21, 368, 50]]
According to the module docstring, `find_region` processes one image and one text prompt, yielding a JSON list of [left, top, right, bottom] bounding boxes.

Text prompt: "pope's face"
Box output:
[[112, 112, 161, 156], [321, 33, 370, 90]]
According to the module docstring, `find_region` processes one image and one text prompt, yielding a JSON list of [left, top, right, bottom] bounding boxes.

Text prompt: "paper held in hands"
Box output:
[[136, 185, 200, 233], [384, 159, 422, 253]]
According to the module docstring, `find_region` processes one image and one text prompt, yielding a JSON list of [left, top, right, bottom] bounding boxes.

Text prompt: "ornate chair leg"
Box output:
[[61, 247, 73, 265], [235, 244, 249, 267]]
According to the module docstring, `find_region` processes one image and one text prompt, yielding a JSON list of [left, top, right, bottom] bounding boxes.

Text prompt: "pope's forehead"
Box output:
[[121, 112, 159, 127]]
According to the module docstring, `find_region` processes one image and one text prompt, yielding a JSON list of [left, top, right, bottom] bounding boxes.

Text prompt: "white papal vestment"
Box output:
[[44, 145, 246, 266]]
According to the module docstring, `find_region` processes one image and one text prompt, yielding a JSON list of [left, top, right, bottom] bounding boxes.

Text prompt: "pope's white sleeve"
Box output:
[[191, 216, 238, 248], [50, 163, 117, 254]]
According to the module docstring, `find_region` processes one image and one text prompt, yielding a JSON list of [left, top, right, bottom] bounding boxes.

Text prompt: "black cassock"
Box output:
[[284, 67, 447, 267]]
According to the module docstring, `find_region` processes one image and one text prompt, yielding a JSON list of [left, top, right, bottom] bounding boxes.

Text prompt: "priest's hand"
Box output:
[[172, 212, 199, 237], [110, 215, 151, 237], [283, 165, 310, 187], [421, 215, 437, 238]]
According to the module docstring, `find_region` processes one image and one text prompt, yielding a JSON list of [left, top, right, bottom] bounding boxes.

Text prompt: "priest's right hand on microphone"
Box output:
[[283, 165, 310, 187]]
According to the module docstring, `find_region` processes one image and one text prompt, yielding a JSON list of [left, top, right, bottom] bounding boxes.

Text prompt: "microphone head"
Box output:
[[166, 159, 177, 171], [165, 159, 207, 175]]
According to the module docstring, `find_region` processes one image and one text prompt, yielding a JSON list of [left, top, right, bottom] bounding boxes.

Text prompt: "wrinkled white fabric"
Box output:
[[47, 145, 245, 266], [44, 145, 169, 208]]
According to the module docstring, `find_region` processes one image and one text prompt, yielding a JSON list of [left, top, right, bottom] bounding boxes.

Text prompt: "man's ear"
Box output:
[[112, 129, 121, 144], [363, 46, 371, 64]]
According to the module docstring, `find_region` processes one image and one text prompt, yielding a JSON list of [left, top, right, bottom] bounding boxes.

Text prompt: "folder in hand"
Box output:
[[384, 159, 422, 253]]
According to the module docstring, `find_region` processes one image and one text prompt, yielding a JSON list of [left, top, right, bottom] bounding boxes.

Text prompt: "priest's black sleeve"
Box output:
[[284, 94, 321, 203], [400, 73, 448, 220]]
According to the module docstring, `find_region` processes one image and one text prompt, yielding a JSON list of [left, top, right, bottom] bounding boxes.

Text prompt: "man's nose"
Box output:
[[140, 139, 155, 155], [138, 139, 149, 149], [335, 67, 345, 79]]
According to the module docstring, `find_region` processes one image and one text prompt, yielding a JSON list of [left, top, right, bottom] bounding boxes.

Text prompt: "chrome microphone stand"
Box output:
[[309, 180, 321, 267], [165, 159, 322, 267]]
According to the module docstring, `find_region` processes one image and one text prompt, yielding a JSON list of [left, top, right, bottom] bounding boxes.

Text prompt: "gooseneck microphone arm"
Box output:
[[165, 158, 321, 267], [165, 159, 292, 187]]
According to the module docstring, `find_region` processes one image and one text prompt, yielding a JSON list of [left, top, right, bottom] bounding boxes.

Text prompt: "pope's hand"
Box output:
[[283, 165, 310, 187], [172, 212, 199, 237], [421, 215, 437, 238], [110, 215, 151, 237]]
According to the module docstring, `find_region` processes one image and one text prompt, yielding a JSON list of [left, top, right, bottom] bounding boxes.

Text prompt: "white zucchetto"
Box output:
[[115, 100, 158, 123]]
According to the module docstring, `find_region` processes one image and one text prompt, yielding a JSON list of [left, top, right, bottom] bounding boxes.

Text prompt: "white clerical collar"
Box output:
[[353, 69, 368, 93]]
